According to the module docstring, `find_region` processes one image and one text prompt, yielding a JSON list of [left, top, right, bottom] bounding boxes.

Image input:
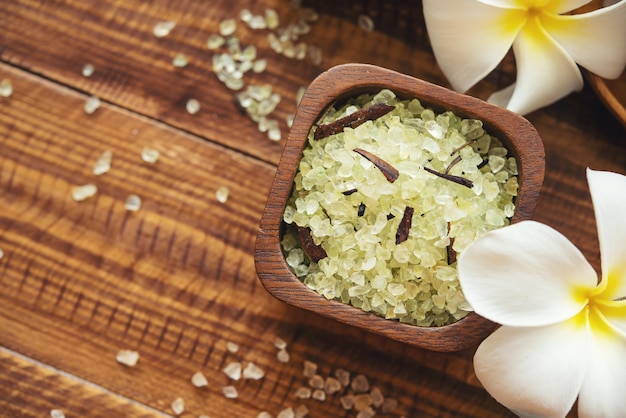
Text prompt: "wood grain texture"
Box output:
[[255, 64, 544, 352], [1, 0, 625, 416]]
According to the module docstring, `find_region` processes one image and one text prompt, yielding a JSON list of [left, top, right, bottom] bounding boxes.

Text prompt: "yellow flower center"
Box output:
[[573, 274, 626, 339]]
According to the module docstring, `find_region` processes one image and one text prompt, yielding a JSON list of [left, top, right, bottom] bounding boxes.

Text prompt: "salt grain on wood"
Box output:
[[153, 20, 176, 37], [124, 194, 142, 211], [0, 79, 13, 97], [294, 387, 312, 399], [84, 96, 101, 114], [71, 184, 97, 201], [141, 147, 160, 163], [277, 407, 294, 418], [93, 150, 112, 175], [222, 385, 239, 399], [351, 374, 370, 393], [216, 186, 229, 203], [191, 371, 208, 387], [82, 64, 95, 77], [186, 98, 200, 114], [116, 349, 139, 366], [243, 362, 265, 380], [276, 348, 290, 363], [226, 341, 240, 353], [171, 397, 185, 415], [50, 409, 65, 418], [223, 361, 242, 380], [173, 53, 188, 67]]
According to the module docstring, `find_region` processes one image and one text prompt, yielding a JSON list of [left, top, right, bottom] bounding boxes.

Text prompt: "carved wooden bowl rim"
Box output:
[[255, 63, 545, 352]]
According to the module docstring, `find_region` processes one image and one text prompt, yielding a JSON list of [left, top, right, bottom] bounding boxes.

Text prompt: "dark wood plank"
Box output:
[[0, 64, 512, 417]]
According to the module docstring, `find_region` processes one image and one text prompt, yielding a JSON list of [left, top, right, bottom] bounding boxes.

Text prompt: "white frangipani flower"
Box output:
[[423, 0, 626, 115], [457, 169, 626, 417]]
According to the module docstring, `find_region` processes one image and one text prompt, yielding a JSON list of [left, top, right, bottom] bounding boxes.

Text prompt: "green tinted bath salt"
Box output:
[[282, 89, 519, 326]]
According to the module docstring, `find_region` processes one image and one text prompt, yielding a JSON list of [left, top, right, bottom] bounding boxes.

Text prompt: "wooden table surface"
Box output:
[[1, 1, 624, 417]]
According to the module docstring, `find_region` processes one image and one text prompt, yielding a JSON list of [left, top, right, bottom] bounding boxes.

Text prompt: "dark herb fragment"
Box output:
[[423, 166, 473, 189], [353, 148, 399, 183], [477, 159, 488, 169], [314, 103, 395, 140], [445, 155, 462, 174], [446, 222, 457, 264], [357, 202, 366, 217], [342, 188, 358, 196], [296, 226, 327, 262], [395, 206, 414, 244], [387, 213, 395, 220]]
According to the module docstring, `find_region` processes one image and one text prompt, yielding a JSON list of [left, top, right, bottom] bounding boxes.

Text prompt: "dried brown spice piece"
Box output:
[[296, 225, 327, 261], [353, 148, 399, 183], [423, 166, 473, 188], [313, 103, 395, 140], [395, 206, 414, 244], [446, 222, 457, 264]]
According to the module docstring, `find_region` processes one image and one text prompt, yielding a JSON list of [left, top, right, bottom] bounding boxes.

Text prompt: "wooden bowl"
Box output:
[[255, 64, 545, 352]]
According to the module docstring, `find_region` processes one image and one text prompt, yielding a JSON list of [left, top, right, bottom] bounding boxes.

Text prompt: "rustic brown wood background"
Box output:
[[0, 1, 624, 417]]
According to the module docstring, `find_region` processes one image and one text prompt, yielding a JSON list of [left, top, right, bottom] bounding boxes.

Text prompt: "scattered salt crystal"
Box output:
[[268, 127, 282, 141], [252, 59, 267, 73], [248, 15, 268, 29], [171, 397, 185, 415], [243, 362, 265, 380], [277, 407, 294, 418], [71, 184, 97, 201], [50, 409, 65, 418], [295, 386, 312, 399], [354, 393, 372, 411], [191, 371, 208, 387], [207, 34, 225, 49], [335, 368, 350, 387], [153, 20, 176, 37], [186, 98, 200, 114], [308, 374, 324, 389], [223, 385, 239, 399], [141, 147, 160, 163], [116, 349, 139, 366], [356, 406, 376, 418], [324, 377, 342, 394], [84, 95, 101, 114], [277, 348, 290, 363], [311, 389, 326, 401], [240, 9, 253, 22], [223, 361, 242, 380], [0, 248, 4, 260], [257, 412, 272, 418], [172, 53, 188, 67], [219, 18, 237, 36], [265, 8, 280, 29], [294, 405, 309, 418], [302, 360, 317, 378], [124, 195, 142, 211], [370, 386, 385, 407], [226, 341, 239, 353], [340, 395, 355, 410], [274, 337, 287, 349], [93, 150, 112, 175], [0, 79, 13, 97], [82, 63, 95, 77], [357, 14, 374, 32], [381, 397, 398, 413], [216, 186, 229, 203], [351, 374, 370, 393]]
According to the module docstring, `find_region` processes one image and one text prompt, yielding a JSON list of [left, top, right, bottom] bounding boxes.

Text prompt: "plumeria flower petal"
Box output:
[[474, 321, 588, 418], [457, 221, 597, 326], [423, 0, 626, 115], [587, 168, 626, 300], [458, 169, 626, 417]]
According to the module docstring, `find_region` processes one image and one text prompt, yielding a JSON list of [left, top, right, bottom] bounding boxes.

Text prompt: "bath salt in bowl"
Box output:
[[255, 64, 545, 352]]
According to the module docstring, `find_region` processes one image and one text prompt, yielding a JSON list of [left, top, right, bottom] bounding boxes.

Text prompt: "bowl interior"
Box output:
[[255, 64, 545, 352]]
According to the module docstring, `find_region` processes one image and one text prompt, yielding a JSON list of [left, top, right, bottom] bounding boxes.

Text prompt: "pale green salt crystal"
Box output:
[[488, 155, 505, 173], [504, 202, 516, 217], [424, 120, 445, 139], [141, 146, 160, 163], [348, 285, 370, 297], [84, 95, 101, 114], [207, 34, 225, 49], [93, 150, 112, 175], [172, 53, 188, 67], [370, 275, 387, 290], [219, 18, 237, 36], [0, 79, 13, 97], [186, 98, 200, 114], [265, 8, 280, 29], [71, 184, 97, 201], [125, 194, 142, 211], [286, 248, 305, 268], [504, 176, 519, 196], [505, 157, 518, 174], [171, 397, 185, 415], [153, 20, 176, 37], [486, 208, 505, 226], [482, 180, 500, 201], [240, 9, 253, 22]]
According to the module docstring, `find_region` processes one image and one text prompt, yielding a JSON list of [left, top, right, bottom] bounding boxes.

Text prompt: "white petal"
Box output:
[[587, 169, 626, 299], [474, 322, 588, 418], [500, 18, 583, 115], [458, 221, 597, 327], [577, 322, 626, 417], [423, 0, 524, 92], [486, 83, 516, 108], [542, 1, 626, 79]]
